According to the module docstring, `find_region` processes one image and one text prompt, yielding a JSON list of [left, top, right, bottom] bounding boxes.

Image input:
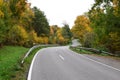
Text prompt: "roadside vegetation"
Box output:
[[70, 46, 110, 56], [0, 0, 72, 80], [12, 46, 45, 80], [71, 0, 120, 55], [0, 46, 29, 80], [0, 0, 120, 79], [0, 46, 45, 80], [0, 0, 72, 47]]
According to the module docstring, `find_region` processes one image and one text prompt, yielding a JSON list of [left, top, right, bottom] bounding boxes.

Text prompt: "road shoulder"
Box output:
[[83, 54, 120, 70]]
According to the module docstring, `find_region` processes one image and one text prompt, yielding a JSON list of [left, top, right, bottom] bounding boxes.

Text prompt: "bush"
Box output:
[[83, 32, 95, 48], [8, 25, 28, 46]]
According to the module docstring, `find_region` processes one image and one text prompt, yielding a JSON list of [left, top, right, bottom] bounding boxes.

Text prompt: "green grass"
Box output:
[[0, 46, 29, 80], [12, 46, 46, 80], [70, 47, 93, 54], [0, 45, 46, 80], [70, 46, 110, 56]]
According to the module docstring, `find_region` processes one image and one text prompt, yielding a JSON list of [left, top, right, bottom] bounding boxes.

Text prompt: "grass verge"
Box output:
[[12, 46, 46, 80], [70, 46, 94, 54], [70, 46, 120, 63], [0, 46, 29, 80], [0, 46, 46, 80], [70, 46, 110, 56]]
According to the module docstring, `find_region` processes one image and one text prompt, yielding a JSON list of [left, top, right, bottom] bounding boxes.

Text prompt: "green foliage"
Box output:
[[32, 7, 50, 36], [0, 0, 50, 46], [49, 25, 59, 44], [16, 46, 44, 80], [83, 32, 96, 48], [0, 19, 6, 44], [107, 32, 120, 53], [70, 0, 120, 54], [0, 0, 11, 46], [49, 24, 72, 45], [9, 0, 26, 19], [87, 0, 120, 53], [62, 23, 72, 40], [8, 25, 28, 46]]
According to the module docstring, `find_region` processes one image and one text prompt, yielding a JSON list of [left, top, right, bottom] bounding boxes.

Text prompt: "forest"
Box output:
[[0, 0, 72, 47], [71, 0, 120, 54], [0, 0, 120, 54], [0, 0, 120, 79]]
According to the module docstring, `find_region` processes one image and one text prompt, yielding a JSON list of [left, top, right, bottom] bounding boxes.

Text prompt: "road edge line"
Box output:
[[27, 49, 42, 80], [81, 54, 120, 72], [69, 48, 120, 72]]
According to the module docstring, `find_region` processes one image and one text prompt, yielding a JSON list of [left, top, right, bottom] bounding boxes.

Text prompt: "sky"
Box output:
[[28, 0, 95, 28]]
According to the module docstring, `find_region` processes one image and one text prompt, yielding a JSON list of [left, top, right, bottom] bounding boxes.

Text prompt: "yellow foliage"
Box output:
[[0, 0, 4, 17], [37, 37, 48, 44], [28, 30, 49, 44], [29, 30, 38, 43], [43, 37, 49, 44], [113, 0, 120, 16], [56, 28, 66, 44], [0, 10, 4, 18], [108, 32, 120, 52], [0, 0, 3, 6], [9, 25, 28, 45], [71, 15, 92, 40], [37, 37, 44, 44], [18, 26, 28, 40], [56, 28, 62, 37], [50, 27, 54, 35], [20, 4, 34, 23]]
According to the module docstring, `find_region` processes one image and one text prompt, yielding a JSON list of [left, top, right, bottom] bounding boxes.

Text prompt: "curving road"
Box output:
[[28, 46, 120, 80], [71, 39, 81, 47]]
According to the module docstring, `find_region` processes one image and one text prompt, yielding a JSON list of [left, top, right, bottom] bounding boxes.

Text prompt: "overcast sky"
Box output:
[[28, 0, 95, 28]]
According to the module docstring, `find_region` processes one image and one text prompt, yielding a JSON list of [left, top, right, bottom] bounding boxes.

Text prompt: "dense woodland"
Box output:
[[0, 0, 120, 54], [71, 0, 120, 54], [0, 0, 72, 47]]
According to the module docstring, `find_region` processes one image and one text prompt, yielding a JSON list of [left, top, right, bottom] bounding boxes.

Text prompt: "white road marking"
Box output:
[[27, 49, 43, 80], [79, 54, 120, 72], [59, 55, 65, 60]]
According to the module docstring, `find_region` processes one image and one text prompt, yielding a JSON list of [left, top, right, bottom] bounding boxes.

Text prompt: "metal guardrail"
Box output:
[[21, 45, 41, 64], [70, 46, 114, 56], [21, 44, 59, 64]]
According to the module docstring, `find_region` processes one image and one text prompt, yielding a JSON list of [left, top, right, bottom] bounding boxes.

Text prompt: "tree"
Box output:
[[71, 15, 92, 42], [0, 0, 11, 47], [20, 3, 34, 31], [9, 0, 27, 20], [32, 7, 50, 36], [88, 0, 120, 53], [56, 28, 66, 45], [62, 23, 72, 39], [49, 25, 71, 45], [49, 25, 59, 44], [8, 25, 28, 46]]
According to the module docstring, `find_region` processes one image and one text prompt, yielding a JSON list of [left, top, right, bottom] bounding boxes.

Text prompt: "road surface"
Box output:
[[71, 39, 81, 47], [28, 46, 120, 80]]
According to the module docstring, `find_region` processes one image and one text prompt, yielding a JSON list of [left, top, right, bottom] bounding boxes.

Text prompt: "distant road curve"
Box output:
[[71, 39, 81, 47], [28, 46, 120, 80]]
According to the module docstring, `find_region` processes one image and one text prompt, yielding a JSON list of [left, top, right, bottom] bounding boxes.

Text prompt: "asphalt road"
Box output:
[[71, 39, 81, 47], [28, 46, 120, 80]]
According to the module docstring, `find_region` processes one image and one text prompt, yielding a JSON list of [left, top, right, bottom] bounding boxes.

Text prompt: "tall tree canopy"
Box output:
[[87, 0, 120, 53], [32, 7, 50, 37], [71, 15, 91, 41], [0, 0, 50, 47], [62, 23, 72, 39]]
